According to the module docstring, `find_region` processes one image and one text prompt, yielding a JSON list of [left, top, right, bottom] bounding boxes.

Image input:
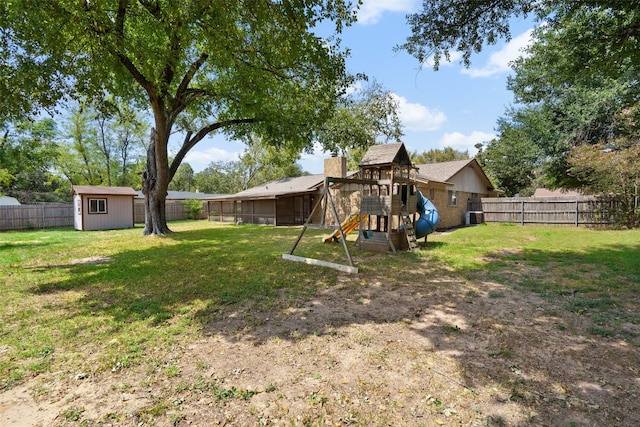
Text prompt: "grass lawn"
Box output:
[[1, 221, 639, 426]]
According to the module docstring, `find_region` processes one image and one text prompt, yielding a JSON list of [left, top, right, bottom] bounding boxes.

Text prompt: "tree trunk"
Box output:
[[141, 128, 172, 235]]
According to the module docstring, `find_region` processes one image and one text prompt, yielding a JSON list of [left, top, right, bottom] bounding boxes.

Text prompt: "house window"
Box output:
[[448, 191, 458, 206], [88, 198, 107, 214]]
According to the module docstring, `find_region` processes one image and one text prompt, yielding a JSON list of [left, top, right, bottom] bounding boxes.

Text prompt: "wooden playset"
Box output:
[[283, 143, 434, 273]]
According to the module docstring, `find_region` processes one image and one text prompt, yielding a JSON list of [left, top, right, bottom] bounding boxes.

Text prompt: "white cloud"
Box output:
[[183, 146, 241, 172], [392, 93, 447, 132], [356, 0, 418, 25], [462, 28, 534, 78], [437, 131, 495, 155]]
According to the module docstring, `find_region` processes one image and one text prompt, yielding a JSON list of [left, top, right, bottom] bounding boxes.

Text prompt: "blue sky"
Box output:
[[183, 1, 535, 175]]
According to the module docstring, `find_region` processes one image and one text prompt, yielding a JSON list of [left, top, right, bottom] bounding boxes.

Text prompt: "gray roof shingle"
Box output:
[[214, 174, 325, 200], [414, 159, 475, 183], [72, 185, 138, 196]]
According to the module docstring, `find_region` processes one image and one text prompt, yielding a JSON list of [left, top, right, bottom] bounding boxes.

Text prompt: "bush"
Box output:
[[184, 199, 204, 220]]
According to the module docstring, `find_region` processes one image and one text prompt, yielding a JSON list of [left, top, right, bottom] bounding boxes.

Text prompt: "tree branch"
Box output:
[[169, 118, 258, 179], [170, 52, 210, 117]]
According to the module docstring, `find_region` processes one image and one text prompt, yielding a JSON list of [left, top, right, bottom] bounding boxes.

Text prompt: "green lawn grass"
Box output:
[[1, 221, 638, 391]]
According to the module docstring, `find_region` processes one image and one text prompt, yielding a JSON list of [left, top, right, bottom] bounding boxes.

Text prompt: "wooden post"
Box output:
[[521, 200, 525, 226], [286, 177, 357, 272], [575, 199, 579, 226]]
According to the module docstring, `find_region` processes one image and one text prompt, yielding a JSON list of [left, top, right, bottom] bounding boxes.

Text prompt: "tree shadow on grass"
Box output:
[[22, 226, 640, 426]]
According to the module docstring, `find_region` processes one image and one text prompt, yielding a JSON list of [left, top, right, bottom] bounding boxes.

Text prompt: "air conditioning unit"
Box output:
[[465, 211, 484, 225]]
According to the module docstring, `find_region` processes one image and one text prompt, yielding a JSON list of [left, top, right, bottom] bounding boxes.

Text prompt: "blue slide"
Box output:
[[415, 191, 440, 239]]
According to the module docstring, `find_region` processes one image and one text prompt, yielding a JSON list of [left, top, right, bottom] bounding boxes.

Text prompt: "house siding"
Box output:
[[80, 195, 134, 231]]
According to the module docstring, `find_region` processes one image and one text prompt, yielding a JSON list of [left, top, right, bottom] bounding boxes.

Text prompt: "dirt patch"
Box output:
[[2, 270, 639, 426]]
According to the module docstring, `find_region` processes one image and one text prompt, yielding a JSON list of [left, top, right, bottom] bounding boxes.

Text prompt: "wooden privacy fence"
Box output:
[[0, 204, 74, 230], [468, 196, 617, 226], [0, 200, 208, 231], [133, 200, 208, 223]]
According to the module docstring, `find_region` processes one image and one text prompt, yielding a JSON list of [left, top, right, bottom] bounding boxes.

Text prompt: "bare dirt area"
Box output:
[[2, 267, 639, 426]]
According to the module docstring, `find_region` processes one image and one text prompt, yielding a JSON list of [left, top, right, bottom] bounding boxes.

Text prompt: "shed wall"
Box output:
[[81, 195, 134, 231]]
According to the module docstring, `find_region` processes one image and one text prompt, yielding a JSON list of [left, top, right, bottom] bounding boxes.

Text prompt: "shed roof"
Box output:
[[359, 143, 411, 167], [0, 195, 21, 205], [72, 185, 138, 196]]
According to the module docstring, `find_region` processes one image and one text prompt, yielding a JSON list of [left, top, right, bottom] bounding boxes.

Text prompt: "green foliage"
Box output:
[[184, 199, 204, 220], [57, 99, 147, 188], [401, 1, 640, 73], [235, 136, 305, 191], [193, 137, 306, 194], [169, 163, 195, 192], [0, 118, 63, 198], [192, 161, 240, 195], [567, 111, 640, 228], [1, 0, 357, 234], [410, 147, 469, 164], [401, 1, 640, 210], [401, 0, 542, 68], [462, 3, 640, 197], [316, 80, 403, 157], [475, 123, 542, 196]]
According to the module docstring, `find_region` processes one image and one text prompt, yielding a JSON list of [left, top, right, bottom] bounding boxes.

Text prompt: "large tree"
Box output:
[[316, 80, 403, 157], [402, 1, 640, 195], [410, 147, 469, 164], [0, 118, 61, 197], [1, 1, 356, 235], [192, 137, 305, 195], [401, 1, 640, 73], [475, 120, 542, 197], [57, 100, 147, 187], [503, 5, 640, 189]]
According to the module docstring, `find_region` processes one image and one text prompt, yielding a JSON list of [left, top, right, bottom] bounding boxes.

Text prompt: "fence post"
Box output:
[[42, 204, 45, 229], [521, 200, 525, 226], [575, 199, 579, 226]]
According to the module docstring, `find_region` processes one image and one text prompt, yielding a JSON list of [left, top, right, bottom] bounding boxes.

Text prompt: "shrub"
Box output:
[[185, 199, 204, 220]]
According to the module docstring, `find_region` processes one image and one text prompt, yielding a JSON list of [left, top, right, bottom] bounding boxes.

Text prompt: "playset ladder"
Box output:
[[401, 214, 418, 251]]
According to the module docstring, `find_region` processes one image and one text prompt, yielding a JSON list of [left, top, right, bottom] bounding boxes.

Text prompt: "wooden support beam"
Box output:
[[282, 254, 358, 274]]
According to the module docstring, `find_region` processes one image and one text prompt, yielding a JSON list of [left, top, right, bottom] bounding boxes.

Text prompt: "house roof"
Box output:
[[214, 174, 325, 200], [72, 185, 138, 196], [414, 159, 495, 191], [414, 159, 475, 182], [0, 196, 21, 206], [135, 190, 226, 200], [360, 142, 411, 167]]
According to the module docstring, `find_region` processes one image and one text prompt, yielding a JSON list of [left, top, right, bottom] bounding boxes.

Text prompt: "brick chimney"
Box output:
[[324, 155, 347, 179]]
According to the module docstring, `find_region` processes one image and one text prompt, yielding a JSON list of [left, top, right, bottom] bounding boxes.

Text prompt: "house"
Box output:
[[208, 174, 326, 225], [209, 147, 498, 230], [208, 156, 361, 226], [72, 185, 137, 231], [415, 159, 499, 228]]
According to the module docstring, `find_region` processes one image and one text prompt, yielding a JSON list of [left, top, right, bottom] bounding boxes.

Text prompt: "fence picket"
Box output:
[[0, 200, 207, 231], [468, 196, 616, 226]]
